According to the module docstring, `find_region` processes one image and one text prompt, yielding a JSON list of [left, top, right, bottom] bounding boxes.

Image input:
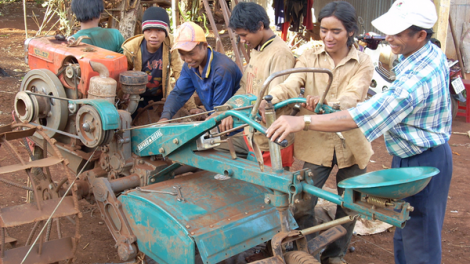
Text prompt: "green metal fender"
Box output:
[[119, 171, 298, 264]]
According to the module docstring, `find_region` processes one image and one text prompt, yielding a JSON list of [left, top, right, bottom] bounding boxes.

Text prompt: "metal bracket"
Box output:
[[264, 193, 289, 207], [289, 170, 308, 205], [147, 163, 181, 184], [90, 177, 137, 261]]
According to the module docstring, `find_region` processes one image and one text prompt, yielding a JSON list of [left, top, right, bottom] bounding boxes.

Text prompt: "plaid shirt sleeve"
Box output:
[[348, 74, 418, 142]]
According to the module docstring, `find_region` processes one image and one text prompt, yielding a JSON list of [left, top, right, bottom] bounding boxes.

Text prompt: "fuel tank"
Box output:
[[120, 171, 298, 264]]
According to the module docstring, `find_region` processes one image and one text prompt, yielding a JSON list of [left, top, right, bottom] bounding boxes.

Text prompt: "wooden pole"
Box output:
[[23, 0, 28, 39], [171, 0, 176, 32], [449, 15, 466, 80], [202, 0, 225, 54], [219, 0, 243, 70], [433, 0, 450, 52]]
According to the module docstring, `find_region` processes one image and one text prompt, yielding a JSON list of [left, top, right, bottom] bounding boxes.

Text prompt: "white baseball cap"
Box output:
[[372, 0, 437, 35]]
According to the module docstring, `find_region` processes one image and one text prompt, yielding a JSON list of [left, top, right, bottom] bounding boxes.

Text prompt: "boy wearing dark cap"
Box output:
[[71, 0, 124, 53], [122, 7, 198, 114], [159, 22, 242, 121]]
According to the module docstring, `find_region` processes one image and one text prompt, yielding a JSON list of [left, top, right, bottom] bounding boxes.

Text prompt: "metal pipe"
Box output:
[[109, 174, 141, 193], [301, 215, 357, 236], [274, 191, 290, 233], [301, 182, 343, 206], [1, 228, 4, 257], [264, 95, 283, 172], [302, 182, 406, 228], [250, 68, 333, 119], [125, 94, 140, 115], [25, 91, 70, 101], [210, 124, 248, 137], [28, 122, 81, 139], [274, 98, 307, 110]]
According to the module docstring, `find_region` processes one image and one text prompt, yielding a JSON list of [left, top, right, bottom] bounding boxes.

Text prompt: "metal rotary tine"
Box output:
[[21, 137, 47, 181], [21, 148, 97, 264], [0, 177, 34, 191], [45, 219, 52, 242], [56, 218, 62, 239], [1, 227, 5, 258], [25, 221, 41, 246]]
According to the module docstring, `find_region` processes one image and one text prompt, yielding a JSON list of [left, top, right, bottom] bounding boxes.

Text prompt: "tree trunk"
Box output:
[[119, 0, 142, 40]]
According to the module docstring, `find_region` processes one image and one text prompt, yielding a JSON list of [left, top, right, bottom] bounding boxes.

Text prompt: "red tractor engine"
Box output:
[[14, 36, 147, 143], [25, 36, 127, 97]]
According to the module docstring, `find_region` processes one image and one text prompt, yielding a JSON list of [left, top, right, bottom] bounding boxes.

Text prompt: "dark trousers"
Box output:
[[293, 154, 366, 263], [392, 143, 452, 264]]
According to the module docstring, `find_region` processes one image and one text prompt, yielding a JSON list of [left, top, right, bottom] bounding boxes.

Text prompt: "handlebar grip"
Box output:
[[273, 138, 288, 148]]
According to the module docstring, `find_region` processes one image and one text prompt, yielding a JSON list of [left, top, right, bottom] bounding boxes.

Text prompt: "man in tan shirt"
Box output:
[[268, 2, 373, 263], [217, 2, 296, 167]]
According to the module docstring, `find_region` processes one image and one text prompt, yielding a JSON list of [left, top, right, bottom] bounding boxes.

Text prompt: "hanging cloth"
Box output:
[[302, 0, 314, 30]]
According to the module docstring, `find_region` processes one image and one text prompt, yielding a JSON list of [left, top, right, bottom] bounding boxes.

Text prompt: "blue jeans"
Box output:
[[392, 143, 453, 264]]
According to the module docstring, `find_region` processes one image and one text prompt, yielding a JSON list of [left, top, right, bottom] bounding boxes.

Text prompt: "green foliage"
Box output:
[[177, 2, 209, 36], [0, 0, 20, 3], [35, 0, 72, 36]]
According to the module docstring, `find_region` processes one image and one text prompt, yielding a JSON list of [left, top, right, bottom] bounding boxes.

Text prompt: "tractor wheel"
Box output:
[[284, 251, 320, 264]]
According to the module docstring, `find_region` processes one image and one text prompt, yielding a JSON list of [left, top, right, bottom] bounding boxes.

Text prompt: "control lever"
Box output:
[[290, 87, 305, 116]]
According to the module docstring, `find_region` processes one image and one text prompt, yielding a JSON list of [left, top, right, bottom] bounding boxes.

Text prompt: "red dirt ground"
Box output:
[[0, 2, 469, 264]]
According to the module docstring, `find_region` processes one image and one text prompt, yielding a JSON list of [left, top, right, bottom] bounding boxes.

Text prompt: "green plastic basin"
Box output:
[[338, 167, 439, 199]]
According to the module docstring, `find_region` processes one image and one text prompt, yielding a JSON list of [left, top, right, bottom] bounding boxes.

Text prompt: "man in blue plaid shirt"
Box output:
[[267, 0, 452, 263]]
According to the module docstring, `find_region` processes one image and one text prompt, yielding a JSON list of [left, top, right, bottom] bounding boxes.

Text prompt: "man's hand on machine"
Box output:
[[205, 114, 234, 135], [158, 118, 169, 123], [189, 108, 206, 121], [303, 95, 328, 112], [266, 115, 304, 143], [219, 116, 234, 134]]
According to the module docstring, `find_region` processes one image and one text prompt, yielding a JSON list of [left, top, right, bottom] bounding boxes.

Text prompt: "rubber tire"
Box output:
[[284, 251, 320, 264], [451, 97, 458, 120]]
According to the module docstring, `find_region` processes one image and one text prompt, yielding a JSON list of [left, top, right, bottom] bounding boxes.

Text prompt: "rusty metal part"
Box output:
[[66, 35, 91, 47], [0, 177, 33, 191], [135, 187, 177, 196], [90, 177, 137, 262], [88, 61, 117, 105], [264, 95, 283, 172], [20, 147, 97, 263], [364, 196, 395, 208], [99, 111, 132, 178], [226, 138, 237, 160], [0, 123, 81, 264], [17, 69, 68, 138], [173, 185, 184, 202], [301, 215, 358, 237], [251, 68, 333, 119], [76, 105, 111, 148], [108, 174, 141, 193], [308, 226, 347, 256], [254, 230, 309, 264], [119, 71, 148, 95]]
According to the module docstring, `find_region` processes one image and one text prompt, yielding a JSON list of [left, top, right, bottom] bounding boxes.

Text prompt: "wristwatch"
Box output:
[[303, 115, 311, 131]]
